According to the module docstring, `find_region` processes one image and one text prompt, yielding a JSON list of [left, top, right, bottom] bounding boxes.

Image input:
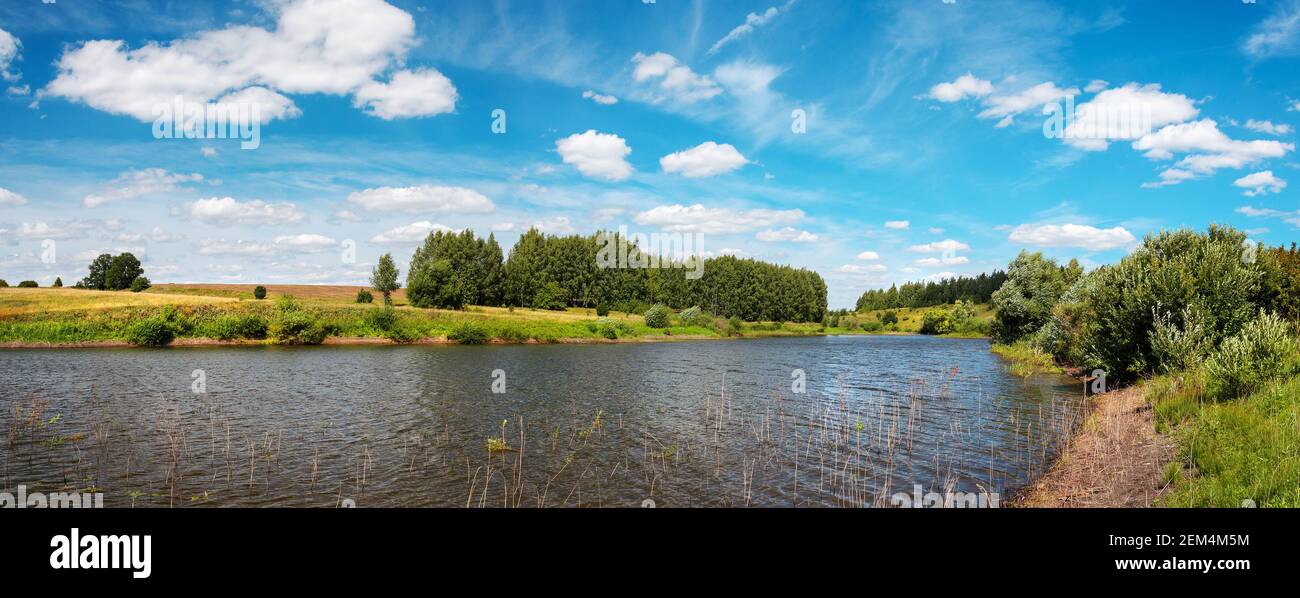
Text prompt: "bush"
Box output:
[[407, 259, 467, 309], [1148, 305, 1212, 374], [595, 304, 610, 317], [206, 314, 268, 340], [269, 296, 326, 345], [253, 285, 267, 300], [644, 304, 672, 328], [52, 277, 62, 288], [599, 322, 619, 339], [881, 311, 898, 325], [677, 306, 711, 327], [1205, 312, 1299, 400], [17, 280, 38, 288], [862, 320, 884, 332], [385, 326, 418, 344], [531, 282, 567, 311], [919, 309, 956, 335], [727, 315, 743, 336], [0, 279, 7, 287], [356, 289, 374, 304], [448, 321, 489, 344], [129, 276, 151, 292], [126, 317, 175, 347], [364, 306, 398, 332], [990, 251, 1070, 343]]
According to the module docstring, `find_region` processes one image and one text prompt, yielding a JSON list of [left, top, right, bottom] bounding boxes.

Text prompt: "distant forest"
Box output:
[[854, 270, 1012, 311]]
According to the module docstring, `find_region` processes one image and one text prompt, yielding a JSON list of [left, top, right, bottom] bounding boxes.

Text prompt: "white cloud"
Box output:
[[756, 227, 818, 243], [1133, 119, 1293, 183], [83, 168, 203, 208], [1008, 223, 1136, 251], [200, 147, 218, 158], [1084, 79, 1108, 93], [1065, 83, 1200, 150], [195, 239, 275, 258], [915, 256, 969, 266], [927, 73, 993, 103], [884, 220, 910, 230], [555, 130, 633, 181], [1244, 119, 1294, 135], [352, 68, 458, 119], [347, 185, 495, 214], [979, 82, 1078, 126], [0, 187, 28, 206], [592, 207, 624, 222], [217, 86, 302, 123], [660, 142, 748, 178], [1243, 0, 1300, 58], [186, 197, 307, 227], [909, 239, 971, 253], [41, 0, 443, 122], [839, 264, 888, 274], [856, 250, 880, 260], [0, 27, 20, 81], [708, 4, 789, 55], [529, 216, 575, 234], [370, 221, 453, 244], [631, 52, 722, 103], [1234, 170, 1288, 196], [1236, 205, 1300, 228], [7, 220, 95, 241], [634, 203, 803, 234], [582, 90, 617, 105], [491, 222, 515, 232], [272, 233, 337, 252], [7, 84, 29, 96], [149, 226, 185, 242]]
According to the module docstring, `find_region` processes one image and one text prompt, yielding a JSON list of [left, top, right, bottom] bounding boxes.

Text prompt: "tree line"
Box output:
[[394, 228, 828, 323], [854, 270, 1010, 311]]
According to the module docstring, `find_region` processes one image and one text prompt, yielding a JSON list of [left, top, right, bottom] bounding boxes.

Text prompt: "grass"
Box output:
[[1153, 372, 1300, 507], [990, 342, 1063, 376]]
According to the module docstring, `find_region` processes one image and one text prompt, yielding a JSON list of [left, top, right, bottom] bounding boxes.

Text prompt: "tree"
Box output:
[[990, 251, 1068, 343], [17, 280, 38, 288], [52, 277, 63, 288], [407, 259, 466, 309], [130, 276, 151, 292], [371, 253, 400, 305], [0, 279, 8, 288], [81, 253, 114, 290], [105, 253, 144, 291], [254, 285, 267, 300]]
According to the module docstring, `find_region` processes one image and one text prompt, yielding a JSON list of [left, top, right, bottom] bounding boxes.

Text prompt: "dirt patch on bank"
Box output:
[[1014, 384, 1177, 507]]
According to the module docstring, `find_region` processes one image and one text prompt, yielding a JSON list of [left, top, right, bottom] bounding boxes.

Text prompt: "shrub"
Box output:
[[919, 309, 956, 335], [270, 311, 327, 345], [881, 311, 898, 326], [52, 277, 62, 288], [385, 326, 418, 344], [862, 320, 884, 332], [990, 251, 1069, 343], [1148, 305, 1212, 374], [356, 289, 374, 304], [727, 315, 743, 336], [531, 282, 568, 311], [17, 280, 38, 288], [595, 304, 610, 317], [1204, 312, 1299, 400], [599, 322, 619, 339], [253, 286, 267, 300], [364, 306, 398, 332], [126, 317, 175, 347], [448, 321, 489, 344], [207, 314, 268, 340], [644, 304, 672, 328], [0, 279, 7, 287], [677, 306, 711, 327], [407, 259, 467, 309], [129, 276, 151, 292]]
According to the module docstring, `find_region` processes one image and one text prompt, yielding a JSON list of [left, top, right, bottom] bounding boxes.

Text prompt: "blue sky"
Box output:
[[0, 0, 1297, 308]]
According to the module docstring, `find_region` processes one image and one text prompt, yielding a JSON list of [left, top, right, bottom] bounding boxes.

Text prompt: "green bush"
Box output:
[[253, 285, 267, 300], [0, 279, 8, 287], [677, 306, 711, 327], [990, 251, 1071, 343], [126, 317, 175, 347], [206, 314, 268, 340], [595, 304, 610, 317], [407, 259, 467, 309], [129, 276, 151, 292], [919, 309, 956, 335], [385, 326, 418, 344], [1205, 312, 1299, 400], [269, 296, 326, 345], [644, 304, 672, 328], [862, 320, 884, 332], [448, 321, 489, 344], [52, 277, 62, 288], [531, 282, 568, 311], [17, 280, 38, 288], [881, 311, 898, 325], [364, 306, 398, 332], [356, 289, 374, 304], [599, 322, 619, 339], [727, 315, 743, 336]]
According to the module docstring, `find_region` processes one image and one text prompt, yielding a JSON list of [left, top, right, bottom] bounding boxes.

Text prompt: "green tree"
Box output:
[[254, 285, 267, 300], [80, 253, 114, 290], [370, 253, 400, 305], [52, 277, 63, 288], [407, 259, 466, 309], [991, 251, 1068, 343], [105, 253, 144, 291]]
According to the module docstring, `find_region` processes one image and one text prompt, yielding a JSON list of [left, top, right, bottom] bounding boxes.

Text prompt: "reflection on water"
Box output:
[[0, 335, 1081, 507]]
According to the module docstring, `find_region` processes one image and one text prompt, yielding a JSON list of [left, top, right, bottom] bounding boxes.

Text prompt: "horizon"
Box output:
[[1, 0, 1298, 309]]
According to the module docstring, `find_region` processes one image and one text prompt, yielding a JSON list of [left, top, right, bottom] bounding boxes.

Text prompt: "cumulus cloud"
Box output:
[[915, 255, 969, 266], [195, 239, 275, 258], [927, 73, 993, 103], [5, 220, 97, 241], [979, 82, 1079, 127], [347, 185, 495, 214], [884, 220, 910, 230], [83, 168, 203, 208], [272, 233, 337, 253], [582, 90, 617, 105], [352, 68, 458, 119], [41, 0, 453, 122], [556, 130, 633, 181], [634, 203, 803, 234], [856, 250, 880, 260], [1008, 223, 1135, 251], [1236, 205, 1300, 227], [1234, 170, 1287, 196], [631, 52, 722, 103], [369, 221, 454, 244], [909, 239, 971, 253], [1133, 119, 1293, 183], [660, 142, 748, 178], [0, 27, 20, 82], [185, 197, 307, 227], [0, 187, 28, 206], [756, 227, 818, 243], [1063, 83, 1200, 150], [839, 263, 888, 274]]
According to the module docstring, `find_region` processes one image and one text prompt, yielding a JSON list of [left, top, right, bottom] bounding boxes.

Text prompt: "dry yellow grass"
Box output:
[[0, 287, 233, 316], [148, 283, 410, 304]]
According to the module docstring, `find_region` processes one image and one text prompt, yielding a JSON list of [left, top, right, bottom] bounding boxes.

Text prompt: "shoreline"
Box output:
[[0, 330, 987, 349]]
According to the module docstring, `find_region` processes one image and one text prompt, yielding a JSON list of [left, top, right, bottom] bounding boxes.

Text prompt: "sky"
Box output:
[[0, 0, 1298, 308]]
